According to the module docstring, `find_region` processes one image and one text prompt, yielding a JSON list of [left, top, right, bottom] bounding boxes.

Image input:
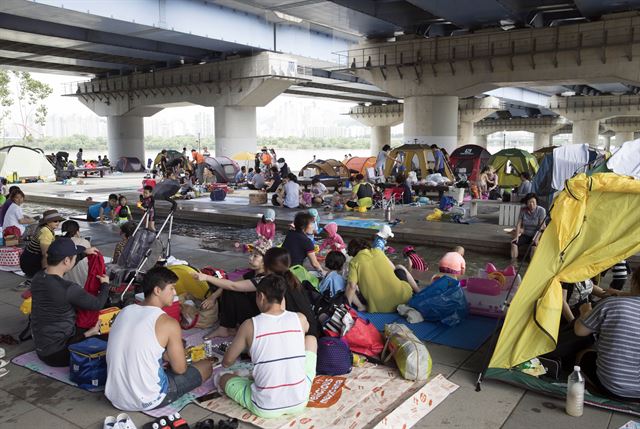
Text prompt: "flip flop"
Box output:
[[0, 360, 8, 369], [0, 368, 8, 378]]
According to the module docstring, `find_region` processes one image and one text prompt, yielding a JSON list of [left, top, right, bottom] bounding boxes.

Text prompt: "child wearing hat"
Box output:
[[403, 246, 428, 272], [256, 209, 276, 241], [372, 224, 394, 252]]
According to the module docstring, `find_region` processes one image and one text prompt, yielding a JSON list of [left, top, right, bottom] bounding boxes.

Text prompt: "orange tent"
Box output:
[[344, 156, 376, 176]]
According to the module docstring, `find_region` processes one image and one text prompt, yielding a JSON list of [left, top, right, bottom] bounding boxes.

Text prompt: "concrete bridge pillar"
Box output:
[[458, 97, 501, 147], [602, 117, 640, 148], [214, 106, 257, 158], [107, 116, 145, 164], [571, 119, 600, 146], [533, 132, 552, 151], [474, 134, 488, 148], [614, 131, 634, 146], [349, 104, 403, 156], [404, 95, 458, 153]]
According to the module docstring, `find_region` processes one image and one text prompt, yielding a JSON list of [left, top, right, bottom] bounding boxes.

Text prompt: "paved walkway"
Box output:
[[0, 221, 634, 429]]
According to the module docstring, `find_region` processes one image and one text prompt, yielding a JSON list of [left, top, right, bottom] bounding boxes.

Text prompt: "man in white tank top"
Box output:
[[218, 274, 317, 418], [105, 267, 213, 411]]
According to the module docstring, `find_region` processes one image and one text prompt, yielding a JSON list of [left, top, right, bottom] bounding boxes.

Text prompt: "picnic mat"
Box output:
[[197, 364, 458, 429], [11, 327, 226, 397], [360, 312, 497, 351], [331, 217, 386, 230]]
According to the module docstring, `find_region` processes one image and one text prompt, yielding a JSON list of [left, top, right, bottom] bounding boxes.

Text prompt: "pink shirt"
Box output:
[[256, 221, 276, 241], [439, 252, 466, 274]]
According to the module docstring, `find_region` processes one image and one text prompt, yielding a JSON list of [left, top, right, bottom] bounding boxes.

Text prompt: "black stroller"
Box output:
[[107, 179, 181, 306]]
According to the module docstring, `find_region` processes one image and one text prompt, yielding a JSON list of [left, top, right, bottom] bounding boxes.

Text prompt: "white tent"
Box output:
[[0, 146, 55, 180]]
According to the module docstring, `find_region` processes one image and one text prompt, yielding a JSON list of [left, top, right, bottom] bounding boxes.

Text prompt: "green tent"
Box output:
[[488, 148, 538, 188]]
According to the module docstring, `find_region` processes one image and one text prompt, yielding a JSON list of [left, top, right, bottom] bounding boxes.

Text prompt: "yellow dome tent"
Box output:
[[384, 144, 454, 181]]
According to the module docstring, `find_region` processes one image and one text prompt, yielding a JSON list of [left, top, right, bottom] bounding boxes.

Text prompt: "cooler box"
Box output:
[[135, 293, 181, 322], [0, 246, 22, 266]]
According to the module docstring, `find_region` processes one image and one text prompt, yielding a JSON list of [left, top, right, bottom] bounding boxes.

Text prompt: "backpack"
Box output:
[[210, 188, 226, 201], [438, 196, 456, 211], [316, 337, 352, 376], [69, 338, 108, 390]]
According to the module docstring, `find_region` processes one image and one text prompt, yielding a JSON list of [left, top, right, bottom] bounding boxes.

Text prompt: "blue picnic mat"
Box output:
[[359, 311, 498, 351], [331, 217, 386, 230]]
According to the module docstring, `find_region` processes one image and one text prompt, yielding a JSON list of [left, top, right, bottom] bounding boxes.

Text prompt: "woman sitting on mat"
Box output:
[[574, 266, 640, 400], [194, 245, 319, 338], [345, 238, 420, 313]]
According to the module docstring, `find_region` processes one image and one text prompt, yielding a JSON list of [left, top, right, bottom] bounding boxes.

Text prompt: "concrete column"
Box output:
[[371, 125, 391, 156], [458, 120, 474, 147], [474, 134, 488, 148], [603, 134, 612, 151], [571, 119, 599, 145], [533, 132, 552, 151], [107, 115, 145, 163], [214, 106, 257, 158], [404, 95, 458, 153], [614, 131, 634, 146]]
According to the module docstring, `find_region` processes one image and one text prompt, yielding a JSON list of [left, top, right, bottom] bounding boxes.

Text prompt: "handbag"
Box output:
[[341, 308, 384, 358]]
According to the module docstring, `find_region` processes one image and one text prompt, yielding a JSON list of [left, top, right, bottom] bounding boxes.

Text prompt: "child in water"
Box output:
[[439, 246, 466, 277], [114, 195, 132, 224], [256, 208, 276, 241]]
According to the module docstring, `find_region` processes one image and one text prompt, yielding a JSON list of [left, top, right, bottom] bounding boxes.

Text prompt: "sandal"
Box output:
[[0, 368, 8, 378]]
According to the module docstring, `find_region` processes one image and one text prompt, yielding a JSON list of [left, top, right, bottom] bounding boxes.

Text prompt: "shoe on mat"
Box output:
[[0, 359, 8, 369], [0, 368, 8, 378], [116, 413, 137, 429], [218, 418, 238, 429], [0, 347, 5, 359], [194, 419, 214, 429], [104, 416, 117, 429]]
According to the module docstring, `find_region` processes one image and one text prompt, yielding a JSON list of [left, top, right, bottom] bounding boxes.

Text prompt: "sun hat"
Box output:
[[264, 209, 276, 222], [39, 209, 65, 225], [377, 224, 394, 239]]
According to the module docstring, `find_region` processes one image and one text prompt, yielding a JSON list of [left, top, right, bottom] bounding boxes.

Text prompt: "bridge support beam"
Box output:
[[458, 97, 501, 147], [349, 104, 403, 156], [571, 119, 600, 146], [533, 132, 552, 151], [214, 106, 257, 158], [404, 95, 458, 152], [107, 116, 145, 164]]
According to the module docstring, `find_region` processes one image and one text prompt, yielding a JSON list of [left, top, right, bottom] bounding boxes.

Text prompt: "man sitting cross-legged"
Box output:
[[105, 267, 213, 411], [218, 274, 318, 418]]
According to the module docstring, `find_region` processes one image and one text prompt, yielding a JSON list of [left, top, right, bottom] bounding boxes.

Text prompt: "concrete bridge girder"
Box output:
[[73, 52, 301, 159], [458, 96, 502, 147], [475, 117, 569, 150], [349, 104, 403, 156], [602, 117, 640, 146]]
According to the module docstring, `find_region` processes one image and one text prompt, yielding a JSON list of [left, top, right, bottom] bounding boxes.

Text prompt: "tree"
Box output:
[[0, 70, 12, 138], [13, 71, 53, 141]]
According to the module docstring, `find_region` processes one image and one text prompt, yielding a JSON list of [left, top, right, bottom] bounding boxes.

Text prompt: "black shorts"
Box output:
[[514, 234, 534, 247], [394, 268, 409, 282]]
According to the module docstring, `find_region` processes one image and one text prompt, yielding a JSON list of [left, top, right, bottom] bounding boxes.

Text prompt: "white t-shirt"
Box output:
[[3, 203, 25, 234], [312, 182, 327, 196], [105, 305, 168, 411], [375, 150, 387, 169], [284, 181, 300, 208]]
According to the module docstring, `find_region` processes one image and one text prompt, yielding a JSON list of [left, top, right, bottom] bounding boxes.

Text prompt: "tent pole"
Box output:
[[475, 211, 553, 392]]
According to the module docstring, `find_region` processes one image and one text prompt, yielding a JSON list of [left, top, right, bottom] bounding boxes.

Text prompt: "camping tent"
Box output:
[[344, 156, 376, 177], [449, 144, 491, 181], [204, 156, 239, 183], [299, 159, 350, 179], [532, 146, 557, 162], [488, 148, 538, 188], [485, 172, 640, 414], [532, 144, 604, 196], [384, 144, 454, 181], [0, 145, 55, 181], [115, 157, 145, 172]]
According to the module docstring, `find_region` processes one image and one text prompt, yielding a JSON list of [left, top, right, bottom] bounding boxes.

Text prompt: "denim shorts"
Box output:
[[157, 365, 202, 408]]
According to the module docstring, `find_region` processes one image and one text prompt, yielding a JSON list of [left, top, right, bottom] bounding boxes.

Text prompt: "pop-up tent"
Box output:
[[344, 156, 376, 176], [204, 156, 239, 183], [385, 144, 454, 181], [0, 145, 55, 181], [449, 144, 491, 181], [488, 148, 538, 188], [484, 172, 640, 415], [115, 157, 145, 172], [299, 159, 350, 179]]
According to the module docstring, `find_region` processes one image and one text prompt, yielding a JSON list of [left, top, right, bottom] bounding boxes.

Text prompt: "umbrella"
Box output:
[[232, 151, 256, 161]]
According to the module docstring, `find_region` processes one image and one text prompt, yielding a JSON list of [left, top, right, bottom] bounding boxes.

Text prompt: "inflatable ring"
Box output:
[[487, 271, 506, 287], [168, 265, 210, 300]]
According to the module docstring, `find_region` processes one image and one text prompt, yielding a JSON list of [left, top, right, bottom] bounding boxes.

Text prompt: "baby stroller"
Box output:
[[108, 179, 181, 306]]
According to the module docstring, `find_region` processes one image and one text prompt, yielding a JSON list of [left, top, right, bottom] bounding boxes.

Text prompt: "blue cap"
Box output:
[[48, 237, 86, 260]]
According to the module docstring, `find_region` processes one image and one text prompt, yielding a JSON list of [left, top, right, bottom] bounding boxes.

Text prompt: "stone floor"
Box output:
[[0, 221, 634, 429]]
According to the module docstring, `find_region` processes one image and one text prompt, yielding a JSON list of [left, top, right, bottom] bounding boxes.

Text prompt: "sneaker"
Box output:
[[13, 280, 30, 291], [103, 416, 117, 429], [116, 413, 137, 429]]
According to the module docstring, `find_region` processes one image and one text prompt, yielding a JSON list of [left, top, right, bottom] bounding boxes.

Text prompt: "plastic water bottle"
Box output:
[[566, 365, 585, 417]]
